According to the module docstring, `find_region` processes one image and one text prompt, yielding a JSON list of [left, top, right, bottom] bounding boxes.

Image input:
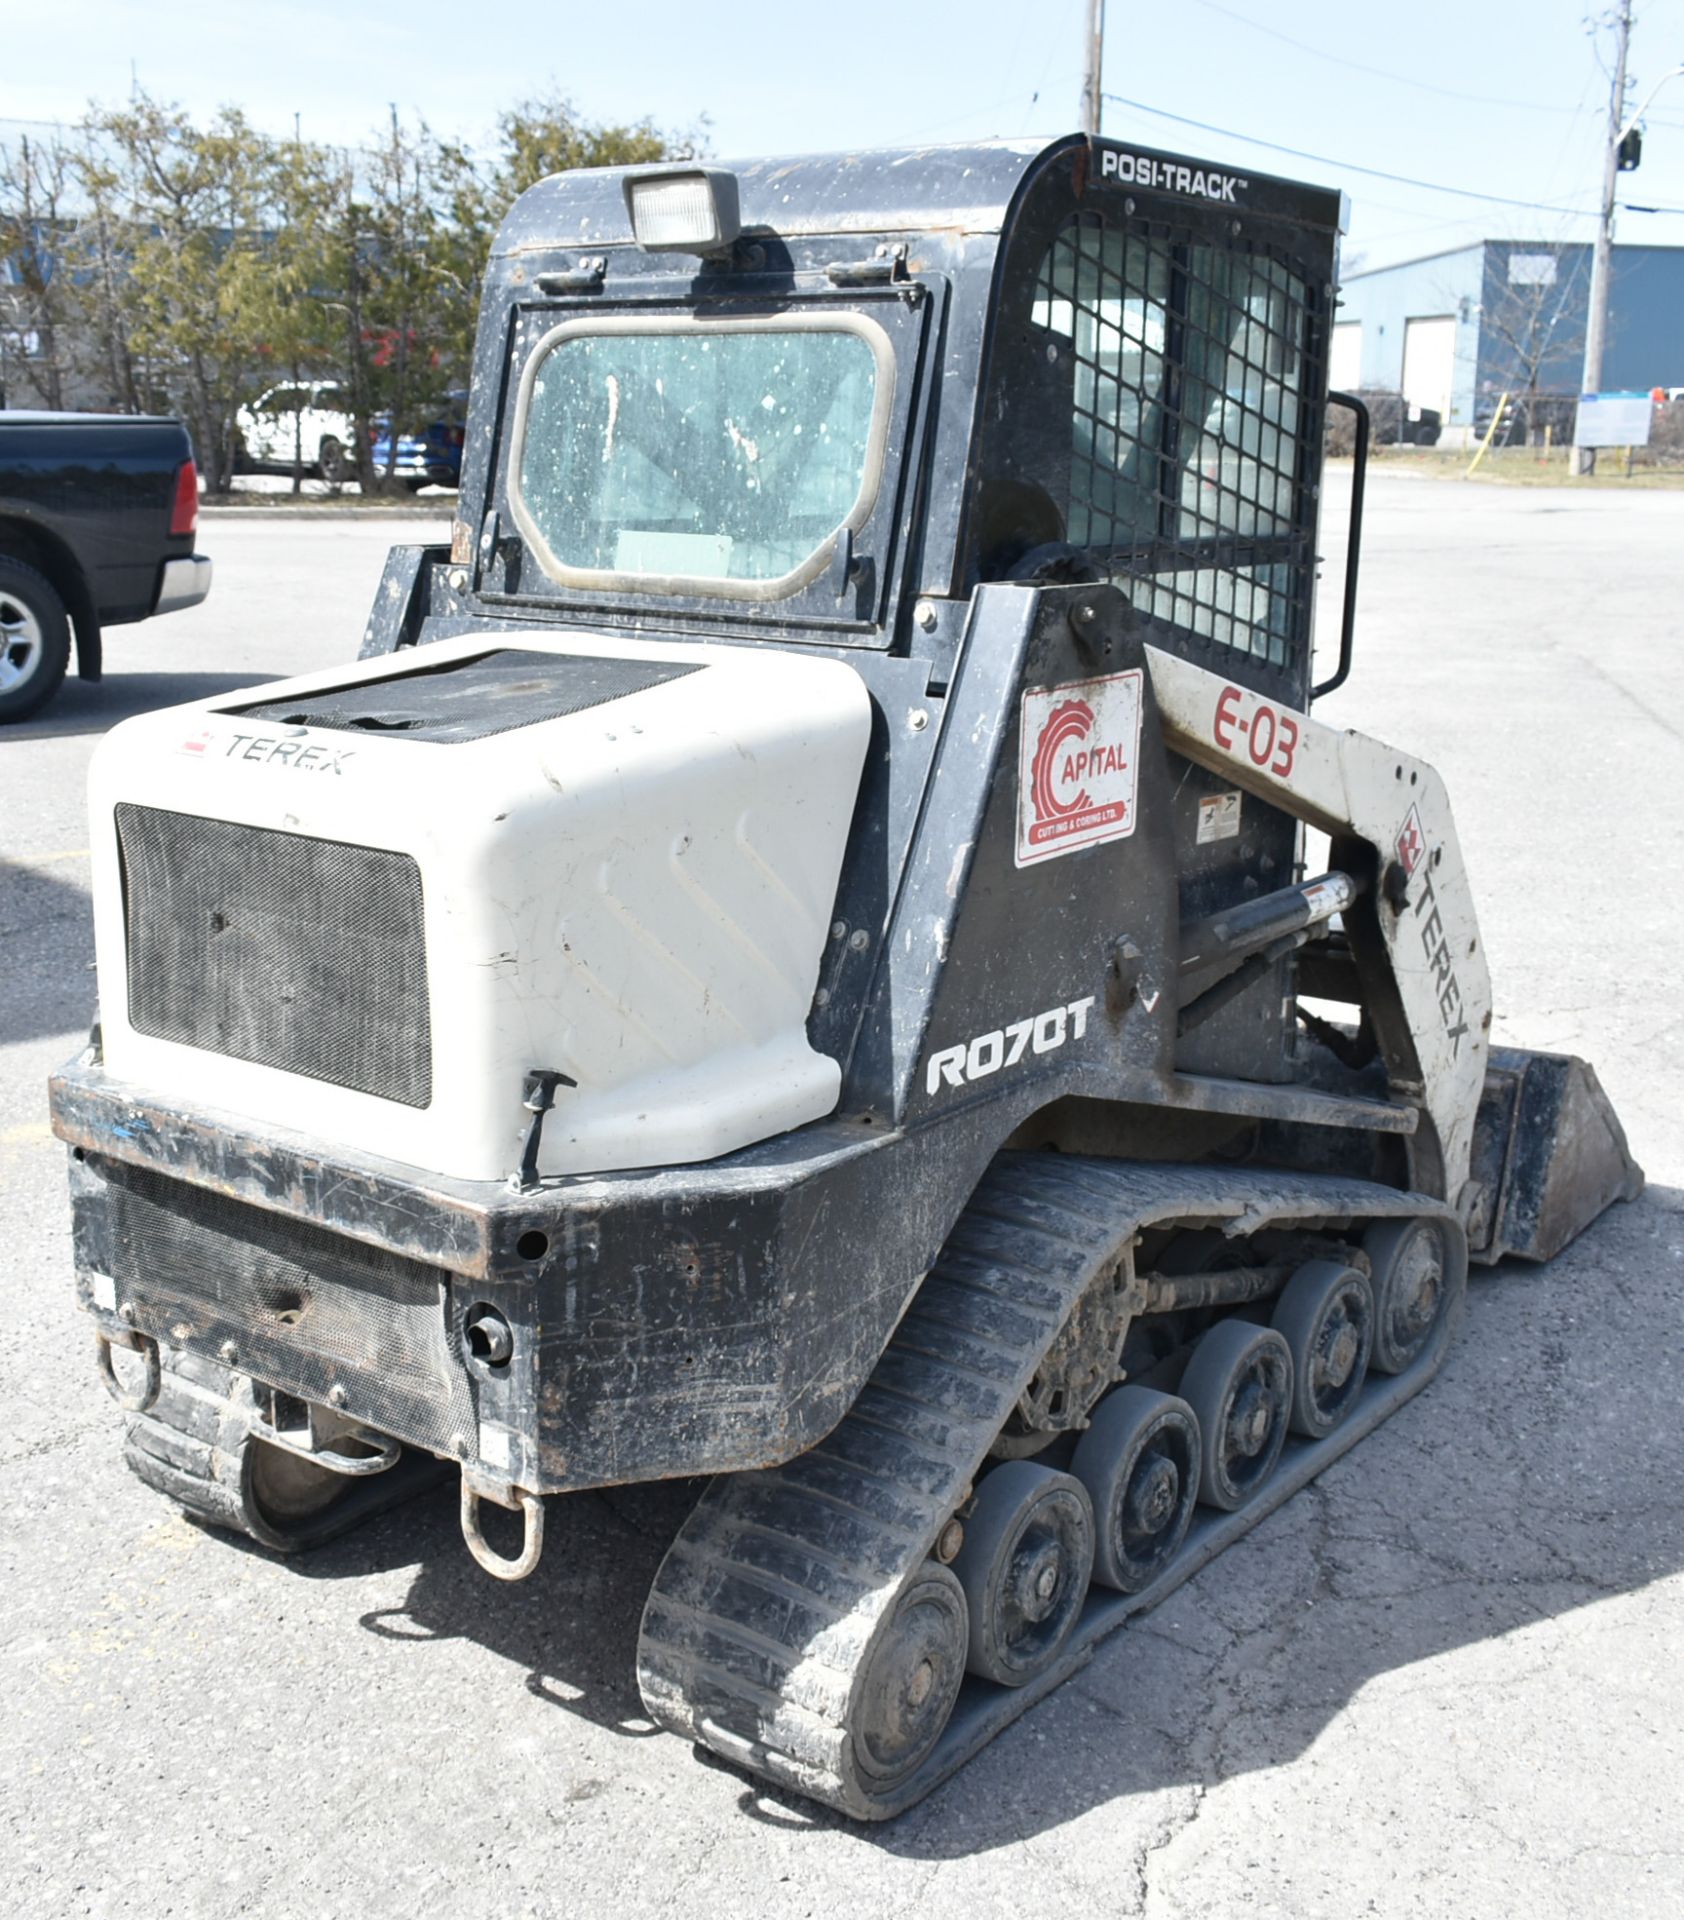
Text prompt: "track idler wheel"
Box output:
[[1071, 1386, 1200, 1594], [951, 1461, 1094, 1686], [1365, 1217, 1458, 1375], [849, 1562, 970, 1792], [122, 1348, 448, 1552], [1271, 1260, 1374, 1438], [1180, 1319, 1293, 1511], [247, 1432, 367, 1530]]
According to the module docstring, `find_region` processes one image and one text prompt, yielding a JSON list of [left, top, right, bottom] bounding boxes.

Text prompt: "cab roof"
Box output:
[[493, 133, 1346, 258]]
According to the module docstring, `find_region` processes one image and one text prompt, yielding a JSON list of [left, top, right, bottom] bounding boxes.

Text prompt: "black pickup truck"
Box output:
[[0, 411, 213, 722]]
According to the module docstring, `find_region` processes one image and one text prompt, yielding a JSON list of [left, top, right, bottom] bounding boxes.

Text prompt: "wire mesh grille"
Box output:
[[1031, 211, 1322, 672], [104, 1160, 474, 1457], [117, 805, 431, 1108]]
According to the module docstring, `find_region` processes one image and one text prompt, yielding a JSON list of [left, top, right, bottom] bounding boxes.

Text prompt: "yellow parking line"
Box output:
[[1, 1121, 55, 1148]]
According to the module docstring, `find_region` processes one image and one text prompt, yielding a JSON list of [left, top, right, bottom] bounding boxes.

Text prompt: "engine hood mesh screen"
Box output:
[[229, 648, 702, 744], [103, 1160, 473, 1460], [116, 803, 431, 1107]]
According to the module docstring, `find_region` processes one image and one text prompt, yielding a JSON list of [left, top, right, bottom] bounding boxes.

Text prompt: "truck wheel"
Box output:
[[0, 558, 72, 723], [318, 436, 347, 484]]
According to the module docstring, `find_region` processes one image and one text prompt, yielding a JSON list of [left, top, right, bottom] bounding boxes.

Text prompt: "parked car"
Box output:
[[236, 381, 355, 481], [1352, 390, 1442, 447], [369, 391, 467, 491], [238, 382, 466, 491], [0, 410, 211, 721]]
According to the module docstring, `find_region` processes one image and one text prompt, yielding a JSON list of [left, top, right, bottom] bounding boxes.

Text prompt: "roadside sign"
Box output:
[[1574, 391, 1653, 448]]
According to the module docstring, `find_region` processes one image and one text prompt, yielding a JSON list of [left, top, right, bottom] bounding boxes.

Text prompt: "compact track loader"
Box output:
[[52, 134, 1641, 1817]]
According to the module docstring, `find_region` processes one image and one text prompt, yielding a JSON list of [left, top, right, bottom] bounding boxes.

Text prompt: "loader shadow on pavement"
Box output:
[[295, 1474, 703, 1742], [276, 1185, 1682, 1851], [8, 668, 275, 741]]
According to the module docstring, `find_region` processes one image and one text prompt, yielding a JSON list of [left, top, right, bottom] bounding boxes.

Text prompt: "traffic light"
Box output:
[[1617, 127, 1643, 171]]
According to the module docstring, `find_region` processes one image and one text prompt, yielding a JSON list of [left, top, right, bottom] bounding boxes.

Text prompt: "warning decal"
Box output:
[[1197, 790, 1242, 844], [1016, 669, 1144, 868], [1396, 802, 1426, 877]]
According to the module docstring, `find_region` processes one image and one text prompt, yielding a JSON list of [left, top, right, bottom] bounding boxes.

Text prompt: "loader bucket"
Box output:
[[1467, 1048, 1644, 1265]]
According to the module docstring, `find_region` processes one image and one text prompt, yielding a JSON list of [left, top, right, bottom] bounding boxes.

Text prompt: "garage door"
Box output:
[[1330, 321, 1362, 390], [1402, 316, 1456, 420]]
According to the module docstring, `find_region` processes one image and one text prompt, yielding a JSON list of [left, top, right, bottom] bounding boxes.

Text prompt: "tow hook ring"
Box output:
[[461, 1482, 545, 1581], [95, 1328, 161, 1413]]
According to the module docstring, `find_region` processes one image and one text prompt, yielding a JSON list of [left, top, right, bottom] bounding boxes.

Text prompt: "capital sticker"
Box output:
[[1016, 669, 1144, 867]]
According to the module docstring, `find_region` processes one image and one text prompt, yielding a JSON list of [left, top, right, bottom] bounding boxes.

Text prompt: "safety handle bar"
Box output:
[[1314, 390, 1370, 701]]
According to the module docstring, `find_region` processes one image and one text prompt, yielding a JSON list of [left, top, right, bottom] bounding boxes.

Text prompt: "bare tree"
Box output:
[[1476, 243, 1589, 444], [0, 129, 75, 408], [0, 87, 701, 488], [74, 95, 273, 487]]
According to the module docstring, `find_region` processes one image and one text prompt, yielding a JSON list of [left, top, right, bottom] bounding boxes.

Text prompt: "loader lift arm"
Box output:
[[1147, 645, 1639, 1259], [1146, 642, 1491, 1209]]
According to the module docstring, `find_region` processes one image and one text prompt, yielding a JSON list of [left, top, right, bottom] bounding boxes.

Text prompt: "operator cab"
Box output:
[[463, 132, 1345, 715]]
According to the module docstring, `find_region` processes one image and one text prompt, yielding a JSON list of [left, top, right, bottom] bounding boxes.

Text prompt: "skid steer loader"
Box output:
[[51, 133, 1641, 1818]]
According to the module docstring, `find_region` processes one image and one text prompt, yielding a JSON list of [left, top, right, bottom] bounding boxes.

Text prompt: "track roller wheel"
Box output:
[[1271, 1260, 1374, 1438], [1071, 1386, 1200, 1593], [1365, 1216, 1458, 1375], [951, 1460, 1093, 1686], [849, 1562, 969, 1792], [1180, 1319, 1293, 1511]]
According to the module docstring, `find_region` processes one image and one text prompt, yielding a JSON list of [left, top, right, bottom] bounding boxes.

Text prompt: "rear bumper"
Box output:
[[49, 1057, 982, 1496], [154, 554, 213, 616]]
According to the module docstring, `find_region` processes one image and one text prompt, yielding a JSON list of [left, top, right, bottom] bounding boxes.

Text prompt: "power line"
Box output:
[[1101, 93, 1601, 216], [1179, 0, 1584, 114]]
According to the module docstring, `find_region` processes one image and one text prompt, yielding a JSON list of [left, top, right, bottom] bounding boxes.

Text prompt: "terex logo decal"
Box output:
[[1016, 669, 1143, 867], [926, 997, 1097, 1097], [1099, 147, 1246, 204], [178, 731, 354, 773]]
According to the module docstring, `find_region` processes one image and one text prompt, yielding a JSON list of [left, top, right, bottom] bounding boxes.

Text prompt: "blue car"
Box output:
[[369, 392, 467, 491]]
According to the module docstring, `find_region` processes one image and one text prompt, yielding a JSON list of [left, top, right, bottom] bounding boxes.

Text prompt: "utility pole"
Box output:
[[1575, 1, 1633, 476], [1081, 0, 1105, 137]]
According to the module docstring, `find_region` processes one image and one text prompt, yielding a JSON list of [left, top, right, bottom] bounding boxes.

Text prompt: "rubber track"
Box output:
[[636, 1155, 1463, 1818], [124, 1348, 449, 1552]]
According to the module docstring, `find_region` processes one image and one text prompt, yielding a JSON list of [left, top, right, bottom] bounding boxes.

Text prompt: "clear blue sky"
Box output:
[[7, 0, 1684, 270]]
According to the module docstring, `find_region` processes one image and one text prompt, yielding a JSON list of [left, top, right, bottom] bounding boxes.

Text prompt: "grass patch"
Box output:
[[1328, 448, 1684, 490]]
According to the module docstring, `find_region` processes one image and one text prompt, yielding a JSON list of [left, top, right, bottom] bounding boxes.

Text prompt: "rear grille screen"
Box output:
[[229, 648, 702, 744], [116, 804, 431, 1107], [104, 1160, 474, 1458]]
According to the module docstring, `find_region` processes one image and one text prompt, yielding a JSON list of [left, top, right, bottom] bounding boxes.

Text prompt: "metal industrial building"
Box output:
[[1332, 239, 1684, 442]]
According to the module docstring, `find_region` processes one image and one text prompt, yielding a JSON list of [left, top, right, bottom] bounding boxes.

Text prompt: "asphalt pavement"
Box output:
[[2, 477, 1680, 1917]]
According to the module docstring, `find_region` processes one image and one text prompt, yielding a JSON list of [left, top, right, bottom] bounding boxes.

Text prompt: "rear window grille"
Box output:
[[1029, 211, 1323, 673], [116, 804, 431, 1107]]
